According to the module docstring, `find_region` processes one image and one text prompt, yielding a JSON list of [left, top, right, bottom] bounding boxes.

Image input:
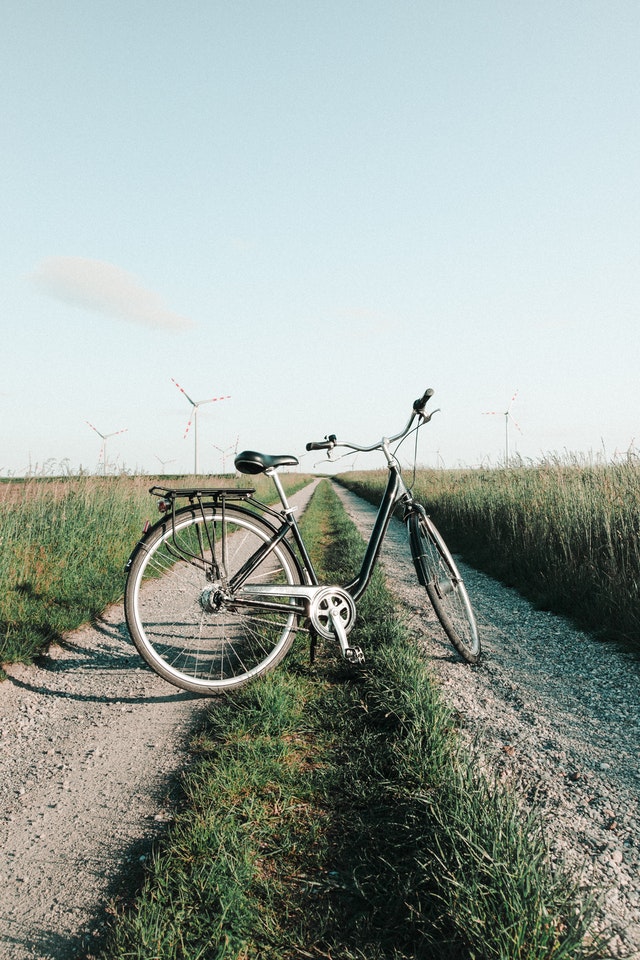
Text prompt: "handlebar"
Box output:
[[305, 388, 438, 456]]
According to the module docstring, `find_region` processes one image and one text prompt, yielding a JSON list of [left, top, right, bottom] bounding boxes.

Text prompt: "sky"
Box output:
[[2, 0, 640, 476]]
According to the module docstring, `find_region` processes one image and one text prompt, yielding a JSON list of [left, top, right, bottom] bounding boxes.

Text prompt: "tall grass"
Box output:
[[0, 473, 311, 667], [338, 460, 640, 646], [94, 481, 600, 960]]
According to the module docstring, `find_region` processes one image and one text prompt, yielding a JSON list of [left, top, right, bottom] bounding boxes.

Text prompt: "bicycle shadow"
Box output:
[[3, 612, 200, 705]]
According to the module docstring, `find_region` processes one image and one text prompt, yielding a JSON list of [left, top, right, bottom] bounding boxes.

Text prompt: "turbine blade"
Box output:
[[85, 421, 105, 439], [198, 395, 231, 406], [171, 377, 196, 407]]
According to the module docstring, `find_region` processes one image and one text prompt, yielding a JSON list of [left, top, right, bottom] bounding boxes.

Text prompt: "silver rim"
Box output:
[[127, 509, 301, 691]]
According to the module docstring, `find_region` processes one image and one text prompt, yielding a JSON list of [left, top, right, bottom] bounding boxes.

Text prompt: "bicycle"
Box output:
[[124, 388, 480, 694]]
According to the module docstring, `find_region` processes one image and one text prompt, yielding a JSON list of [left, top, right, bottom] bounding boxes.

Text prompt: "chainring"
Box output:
[[309, 587, 357, 641]]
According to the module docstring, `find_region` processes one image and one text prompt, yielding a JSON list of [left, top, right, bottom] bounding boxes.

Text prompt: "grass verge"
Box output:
[[337, 463, 640, 649], [92, 480, 601, 960], [0, 473, 311, 669]]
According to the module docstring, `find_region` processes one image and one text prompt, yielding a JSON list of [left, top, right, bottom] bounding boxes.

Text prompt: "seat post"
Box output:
[[266, 468, 293, 514]]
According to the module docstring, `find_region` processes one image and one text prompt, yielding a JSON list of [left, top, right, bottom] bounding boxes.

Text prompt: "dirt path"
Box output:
[[3, 477, 639, 958], [0, 480, 319, 960], [333, 482, 640, 960]]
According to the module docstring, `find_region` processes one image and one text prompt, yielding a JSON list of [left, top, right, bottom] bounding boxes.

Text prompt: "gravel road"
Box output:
[[1, 478, 639, 959], [333, 482, 640, 960], [0, 481, 320, 960]]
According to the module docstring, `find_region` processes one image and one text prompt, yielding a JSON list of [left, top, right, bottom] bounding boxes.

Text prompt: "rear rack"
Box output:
[[149, 485, 255, 502], [148, 486, 257, 576]]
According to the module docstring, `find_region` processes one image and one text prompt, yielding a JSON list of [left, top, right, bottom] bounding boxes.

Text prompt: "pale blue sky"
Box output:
[[2, 1, 639, 475]]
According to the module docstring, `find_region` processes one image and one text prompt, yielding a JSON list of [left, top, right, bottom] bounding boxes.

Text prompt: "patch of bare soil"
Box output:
[[0, 607, 207, 958]]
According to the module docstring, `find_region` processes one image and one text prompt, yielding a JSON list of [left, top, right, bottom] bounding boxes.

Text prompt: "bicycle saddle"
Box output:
[[234, 450, 299, 475]]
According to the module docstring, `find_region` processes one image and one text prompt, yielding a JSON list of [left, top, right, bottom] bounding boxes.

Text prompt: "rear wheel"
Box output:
[[408, 511, 480, 663], [125, 505, 304, 693]]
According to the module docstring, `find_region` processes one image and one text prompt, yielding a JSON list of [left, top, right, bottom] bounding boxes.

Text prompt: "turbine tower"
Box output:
[[171, 378, 230, 474], [85, 421, 127, 475], [483, 391, 522, 466]]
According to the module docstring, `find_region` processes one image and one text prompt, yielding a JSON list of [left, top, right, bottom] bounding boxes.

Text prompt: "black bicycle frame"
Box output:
[[227, 466, 409, 608]]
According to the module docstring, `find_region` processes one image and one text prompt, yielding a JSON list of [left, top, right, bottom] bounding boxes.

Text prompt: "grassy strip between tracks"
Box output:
[[93, 480, 601, 960]]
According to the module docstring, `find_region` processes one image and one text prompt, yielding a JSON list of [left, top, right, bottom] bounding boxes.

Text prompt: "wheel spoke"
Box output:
[[125, 507, 303, 692]]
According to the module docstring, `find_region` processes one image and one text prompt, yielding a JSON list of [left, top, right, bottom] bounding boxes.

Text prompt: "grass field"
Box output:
[[0, 473, 311, 668], [93, 480, 600, 960], [337, 460, 640, 649]]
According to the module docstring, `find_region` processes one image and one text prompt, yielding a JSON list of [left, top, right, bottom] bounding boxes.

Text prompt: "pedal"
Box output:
[[345, 646, 365, 665]]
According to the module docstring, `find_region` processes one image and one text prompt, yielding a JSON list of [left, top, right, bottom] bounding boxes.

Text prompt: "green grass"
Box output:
[[92, 480, 601, 960], [338, 461, 640, 648], [0, 473, 312, 668]]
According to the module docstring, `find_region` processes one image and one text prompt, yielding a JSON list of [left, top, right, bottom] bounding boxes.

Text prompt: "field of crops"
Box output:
[[0, 473, 311, 667], [337, 460, 640, 649]]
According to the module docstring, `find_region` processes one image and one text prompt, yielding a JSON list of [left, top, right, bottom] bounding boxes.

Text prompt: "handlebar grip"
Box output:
[[306, 434, 336, 452], [413, 387, 434, 412]]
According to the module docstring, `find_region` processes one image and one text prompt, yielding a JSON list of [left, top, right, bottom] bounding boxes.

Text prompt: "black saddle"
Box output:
[[234, 450, 299, 475]]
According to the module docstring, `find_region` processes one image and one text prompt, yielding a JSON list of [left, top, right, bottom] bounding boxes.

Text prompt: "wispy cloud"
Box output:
[[30, 256, 195, 331]]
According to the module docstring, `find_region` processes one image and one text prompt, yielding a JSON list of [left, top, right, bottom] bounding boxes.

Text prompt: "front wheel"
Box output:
[[408, 511, 480, 663], [125, 504, 304, 694]]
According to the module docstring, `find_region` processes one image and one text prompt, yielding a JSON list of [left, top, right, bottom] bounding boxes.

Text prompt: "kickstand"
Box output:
[[308, 625, 318, 665]]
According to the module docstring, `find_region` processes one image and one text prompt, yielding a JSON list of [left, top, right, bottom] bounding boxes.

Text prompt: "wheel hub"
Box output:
[[200, 585, 229, 612]]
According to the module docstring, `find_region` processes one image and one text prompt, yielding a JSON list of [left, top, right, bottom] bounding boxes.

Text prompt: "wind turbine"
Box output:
[[213, 436, 239, 474], [483, 391, 522, 466], [155, 455, 177, 475], [85, 421, 127, 475], [171, 378, 230, 474]]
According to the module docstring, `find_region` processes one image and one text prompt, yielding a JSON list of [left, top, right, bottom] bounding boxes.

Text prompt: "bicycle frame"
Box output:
[[239, 460, 414, 607], [343, 466, 409, 600]]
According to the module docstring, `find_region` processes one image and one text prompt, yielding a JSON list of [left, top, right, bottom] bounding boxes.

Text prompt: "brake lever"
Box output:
[[419, 407, 441, 424]]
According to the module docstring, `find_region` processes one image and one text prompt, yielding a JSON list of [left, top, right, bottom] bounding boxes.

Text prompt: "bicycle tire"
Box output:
[[408, 510, 480, 663], [125, 504, 305, 693]]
